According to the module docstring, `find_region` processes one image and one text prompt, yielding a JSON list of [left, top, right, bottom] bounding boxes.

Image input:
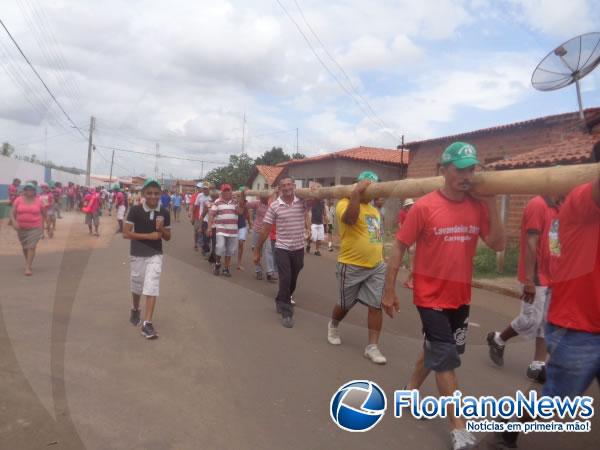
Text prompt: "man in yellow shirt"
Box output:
[[327, 171, 387, 364]]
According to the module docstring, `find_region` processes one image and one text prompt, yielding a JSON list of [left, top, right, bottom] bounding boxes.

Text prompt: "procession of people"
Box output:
[[4, 139, 599, 450]]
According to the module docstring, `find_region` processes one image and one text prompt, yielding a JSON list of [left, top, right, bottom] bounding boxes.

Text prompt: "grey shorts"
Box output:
[[215, 234, 238, 257], [336, 262, 386, 311], [85, 212, 100, 226]]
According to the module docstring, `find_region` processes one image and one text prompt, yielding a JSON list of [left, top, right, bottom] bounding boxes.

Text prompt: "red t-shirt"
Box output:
[[396, 190, 490, 309], [397, 209, 408, 225], [8, 184, 19, 205], [548, 182, 600, 333], [13, 196, 43, 229], [517, 196, 560, 286], [190, 192, 200, 220]]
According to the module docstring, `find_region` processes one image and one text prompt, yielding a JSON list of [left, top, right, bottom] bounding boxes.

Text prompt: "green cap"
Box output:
[[441, 142, 480, 169], [142, 178, 161, 190], [48, 180, 56, 187], [238, 185, 246, 192], [357, 171, 379, 182], [111, 183, 120, 191], [23, 182, 36, 190]]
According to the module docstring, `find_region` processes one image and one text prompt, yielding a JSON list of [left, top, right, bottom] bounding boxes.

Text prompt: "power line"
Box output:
[[94, 144, 227, 164], [0, 18, 87, 141], [275, 0, 401, 142], [292, 0, 401, 140]]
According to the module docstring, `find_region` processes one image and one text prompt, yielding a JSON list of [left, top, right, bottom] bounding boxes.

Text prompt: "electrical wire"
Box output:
[[0, 18, 87, 141]]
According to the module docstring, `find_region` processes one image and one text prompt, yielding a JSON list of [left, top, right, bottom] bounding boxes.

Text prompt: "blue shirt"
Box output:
[[160, 193, 171, 208], [173, 195, 182, 207]]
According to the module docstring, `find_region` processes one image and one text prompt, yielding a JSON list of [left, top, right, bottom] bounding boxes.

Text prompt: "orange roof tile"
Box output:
[[405, 108, 600, 148], [247, 165, 285, 186], [277, 146, 409, 167], [487, 134, 599, 170]]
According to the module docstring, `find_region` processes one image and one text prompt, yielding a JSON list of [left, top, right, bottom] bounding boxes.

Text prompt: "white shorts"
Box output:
[[116, 205, 126, 220], [215, 234, 238, 257], [511, 285, 550, 339], [130, 254, 163, 297], [311, 224, 325, 242], [238, 226, 248, 241]]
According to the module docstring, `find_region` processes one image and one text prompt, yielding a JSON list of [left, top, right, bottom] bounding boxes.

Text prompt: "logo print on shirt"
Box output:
[[365, 215, 382, 243]]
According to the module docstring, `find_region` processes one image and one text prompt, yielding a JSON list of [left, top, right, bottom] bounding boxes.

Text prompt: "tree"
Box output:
[[204, 153, 255, 189], [1, 142, 15, 157], [254, 147, 290, 166], [290, 152, 305, 160]]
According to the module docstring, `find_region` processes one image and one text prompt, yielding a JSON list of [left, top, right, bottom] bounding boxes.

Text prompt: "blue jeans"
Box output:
[[543, 323, 600, 398]]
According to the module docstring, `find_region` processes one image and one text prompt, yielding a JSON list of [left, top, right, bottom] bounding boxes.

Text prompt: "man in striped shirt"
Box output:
[[254, 176, 313, 328], [208, 184, 244, 277]]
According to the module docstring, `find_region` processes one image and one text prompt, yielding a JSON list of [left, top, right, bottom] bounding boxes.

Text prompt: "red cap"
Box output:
[[220, 184, 232, 191]]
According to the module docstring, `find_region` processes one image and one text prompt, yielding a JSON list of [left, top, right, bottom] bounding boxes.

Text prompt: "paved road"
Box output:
[[1, 216, 598, 449]]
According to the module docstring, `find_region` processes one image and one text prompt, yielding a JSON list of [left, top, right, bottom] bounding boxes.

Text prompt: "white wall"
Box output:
[[0, 155, 45, 184], [252, 174, 267, 191]]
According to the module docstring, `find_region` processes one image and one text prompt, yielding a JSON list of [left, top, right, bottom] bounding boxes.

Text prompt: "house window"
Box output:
[[264, 183, 269, 190]]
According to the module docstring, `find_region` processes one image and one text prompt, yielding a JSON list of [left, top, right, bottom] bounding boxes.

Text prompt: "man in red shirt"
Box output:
[[543, 149, 599, 398], [383, 142, 505, 450], [486, 194, 560, 382]]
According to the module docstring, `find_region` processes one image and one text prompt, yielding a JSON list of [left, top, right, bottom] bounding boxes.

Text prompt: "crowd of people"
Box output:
[[5, 140, 599, 450]]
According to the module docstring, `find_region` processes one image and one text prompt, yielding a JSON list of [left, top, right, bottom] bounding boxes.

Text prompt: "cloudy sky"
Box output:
[[1, 0, 599, 178]]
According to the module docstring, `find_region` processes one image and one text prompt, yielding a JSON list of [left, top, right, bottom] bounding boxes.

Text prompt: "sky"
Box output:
[[1, 0, 599, 178]]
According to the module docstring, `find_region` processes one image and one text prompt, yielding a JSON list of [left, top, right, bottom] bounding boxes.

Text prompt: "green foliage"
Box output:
[[290, 152, 305, 159], [204, 153, 255, 189], [1, 142, 15, 157], [254, 147, 290, 166], [473, 244, 519, 278]]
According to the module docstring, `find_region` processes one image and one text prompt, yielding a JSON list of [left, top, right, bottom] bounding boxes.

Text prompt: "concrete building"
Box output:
[[247, 165, 285, 192]]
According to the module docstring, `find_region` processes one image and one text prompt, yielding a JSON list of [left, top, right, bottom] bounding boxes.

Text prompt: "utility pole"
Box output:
[[108, 149, 115, 185], [44, 125, 47, 163], [201, 161, 204, 179], [154, 142, 159, 179], [85, 115, 95, 187], [296, 128, 299, 155], [241, 112, 246, 154]]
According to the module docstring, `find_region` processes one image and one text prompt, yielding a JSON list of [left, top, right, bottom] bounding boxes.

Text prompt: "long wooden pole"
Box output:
[[246, 162, 599, 200]]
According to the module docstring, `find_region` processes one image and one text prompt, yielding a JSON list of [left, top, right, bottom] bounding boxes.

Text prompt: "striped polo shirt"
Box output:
[[264, 196, 308, 251], [210, 198, 238, 236]]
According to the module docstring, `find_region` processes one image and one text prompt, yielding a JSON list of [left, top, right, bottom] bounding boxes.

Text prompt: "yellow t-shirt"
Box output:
[[336, 198, 383, 268]]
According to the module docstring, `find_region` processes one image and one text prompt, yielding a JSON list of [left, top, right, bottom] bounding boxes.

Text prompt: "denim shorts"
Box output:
[[542, 323, 600, 398]]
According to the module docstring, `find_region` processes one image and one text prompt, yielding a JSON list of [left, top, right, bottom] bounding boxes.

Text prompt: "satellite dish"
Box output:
[[532, 32, 600, 120]]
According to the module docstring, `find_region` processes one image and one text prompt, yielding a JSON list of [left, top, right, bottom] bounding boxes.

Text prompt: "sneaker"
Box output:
[[327, 321, 341, 345], [129, 309, 141, 326], [141, 321, 158, 339], [256, 271, 263, 280], [222, 268, 231, 277], [328, 247, 334, 252], [314, 251, 321, 256], [364, 345, 387, 364], [267, 273, 278, 281], [305, 245, 311, 254], [450, 429, 476, 450], [281, 315, 294, 328], [213, 264, 221, 276], [486, 331, 505, 367], [526, 362, 546, 383], [290, 296, 296, 305]]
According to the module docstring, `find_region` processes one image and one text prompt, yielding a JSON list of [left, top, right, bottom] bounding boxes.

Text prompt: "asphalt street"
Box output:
[[0, 215, 598, 450]]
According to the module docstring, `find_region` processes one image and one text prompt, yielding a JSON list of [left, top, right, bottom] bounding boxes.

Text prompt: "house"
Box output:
[[402, 107, 600, 242], [271, 146, 410, 230], [247, 165, 285, 191], [174, 179, 199, 194], [274, 146, 409, 187]]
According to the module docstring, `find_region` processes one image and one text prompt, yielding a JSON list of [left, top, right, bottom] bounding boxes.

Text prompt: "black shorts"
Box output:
[[416, 304, 470, 372]]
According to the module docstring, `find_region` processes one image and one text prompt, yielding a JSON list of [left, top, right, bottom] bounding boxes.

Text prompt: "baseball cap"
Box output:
[[238, 185, 246, 192], [220, 184, 232, 191], [440, 142, 480, 169], [403, 198, 415, 207], [23, 182, 36, 190], [357, 171, 379, 182], [142, 178, 161, 190], [196, 182, 203, 188]]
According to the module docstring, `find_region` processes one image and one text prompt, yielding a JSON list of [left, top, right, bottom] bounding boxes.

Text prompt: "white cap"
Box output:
[[403, 198, 415, 207]]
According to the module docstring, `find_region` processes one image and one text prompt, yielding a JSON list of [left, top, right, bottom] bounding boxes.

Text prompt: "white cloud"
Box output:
[[509, 0, 598, 38]]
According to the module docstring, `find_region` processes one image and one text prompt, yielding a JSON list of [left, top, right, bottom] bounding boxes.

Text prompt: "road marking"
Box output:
[[470, 322, 481, 328]]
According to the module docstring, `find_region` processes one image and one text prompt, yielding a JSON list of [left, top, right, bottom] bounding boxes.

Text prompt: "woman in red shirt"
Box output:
[[11, 182, 45, 276]]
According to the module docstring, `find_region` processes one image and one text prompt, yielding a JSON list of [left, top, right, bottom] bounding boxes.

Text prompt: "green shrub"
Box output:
[[473, 245, 519, 278]]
